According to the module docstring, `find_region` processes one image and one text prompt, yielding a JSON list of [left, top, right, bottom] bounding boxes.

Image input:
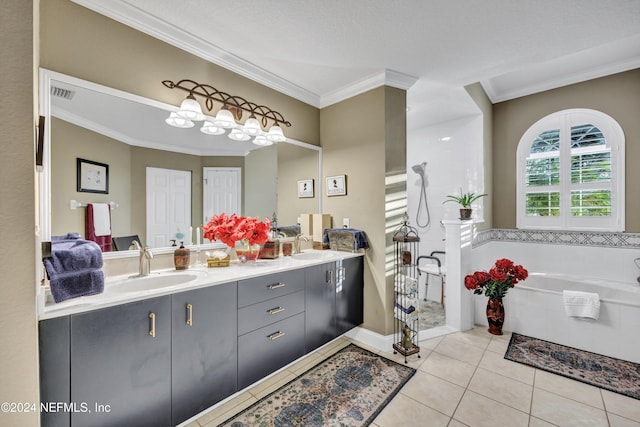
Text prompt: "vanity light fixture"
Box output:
[[228, 128, 251, 141], [176, 94, 206, 121], [163, 79, 291, 146], [200, 120, 225, 135], [252, 135, 273, 146], [165, 112, 194, 128]]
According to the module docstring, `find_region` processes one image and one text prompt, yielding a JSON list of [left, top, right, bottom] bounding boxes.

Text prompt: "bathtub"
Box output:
[[474, 272, 640, 364]]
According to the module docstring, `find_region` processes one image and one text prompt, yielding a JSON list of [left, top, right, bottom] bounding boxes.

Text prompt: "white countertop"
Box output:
[[39, 250, 364, 320]]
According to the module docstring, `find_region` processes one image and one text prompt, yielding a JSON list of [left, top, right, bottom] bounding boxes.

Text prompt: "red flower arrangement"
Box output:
[[464, 258, 528, 299], [202, 213, 271, 248]]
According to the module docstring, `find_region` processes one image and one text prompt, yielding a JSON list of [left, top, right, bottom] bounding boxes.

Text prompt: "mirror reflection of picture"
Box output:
[[298, 179, 314, 198], [77, 158, 109, 194], [326, 175, 346, 196]]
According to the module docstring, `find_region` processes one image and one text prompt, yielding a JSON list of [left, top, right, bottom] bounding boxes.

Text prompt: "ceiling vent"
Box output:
[[51, 86, 75, 100]]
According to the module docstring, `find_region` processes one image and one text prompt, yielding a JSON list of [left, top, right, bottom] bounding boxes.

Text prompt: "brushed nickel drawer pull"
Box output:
[[267, 306, 285, 315], [186, 303, 193, 326], [267, 282, 286, 290], [267, 331, 285, 341], [149, 312, 156, 338]]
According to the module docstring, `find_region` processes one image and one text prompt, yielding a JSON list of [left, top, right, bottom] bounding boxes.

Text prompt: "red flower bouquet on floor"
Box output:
[[464, 258, 528, 299], [202, 213, 271, 247], [465, 258, 528, 335]]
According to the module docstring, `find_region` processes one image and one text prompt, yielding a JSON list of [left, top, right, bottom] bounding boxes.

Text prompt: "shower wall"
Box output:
[[406, 114, 485, 257]]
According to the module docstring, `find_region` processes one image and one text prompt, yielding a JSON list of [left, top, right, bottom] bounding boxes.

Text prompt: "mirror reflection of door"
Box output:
[[203, 167, 241, 230], [146, 167, 192, 248]]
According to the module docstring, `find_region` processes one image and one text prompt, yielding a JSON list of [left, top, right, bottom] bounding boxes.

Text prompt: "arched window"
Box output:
[[516, 109, 625, 231]]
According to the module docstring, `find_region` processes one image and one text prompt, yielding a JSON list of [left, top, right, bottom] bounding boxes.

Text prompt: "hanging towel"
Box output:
[[43, 238, 104, 303], [85, 203, 113, 252], [563, 290, 600, 320]]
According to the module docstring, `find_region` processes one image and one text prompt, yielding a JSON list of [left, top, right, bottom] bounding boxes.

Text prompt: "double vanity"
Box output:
[[38, 250, 364, 427]]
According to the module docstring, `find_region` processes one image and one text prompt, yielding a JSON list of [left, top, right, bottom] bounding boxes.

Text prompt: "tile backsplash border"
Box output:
[[473, 228, 640, 249]]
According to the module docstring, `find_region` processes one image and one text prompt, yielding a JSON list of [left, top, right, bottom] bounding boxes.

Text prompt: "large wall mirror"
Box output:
[[39, 69, 321, 258]]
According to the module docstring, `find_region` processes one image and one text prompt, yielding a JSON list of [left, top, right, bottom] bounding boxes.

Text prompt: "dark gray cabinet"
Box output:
[[304, 262, 336, 351], [305, 257, 365, 351], [38, 256, 364, 427], [70, 296, 172, 427], [171, 282, 237, 426], [336, 256, 364, 335], [237, 269, 307, 389], [39, 315, 71, 427]]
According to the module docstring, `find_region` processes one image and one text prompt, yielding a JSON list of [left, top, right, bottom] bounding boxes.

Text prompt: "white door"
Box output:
[[146, 167, 192, 248], [203, 167, 241, 232]]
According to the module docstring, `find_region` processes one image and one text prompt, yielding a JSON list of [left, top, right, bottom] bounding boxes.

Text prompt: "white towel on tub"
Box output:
[[563, 290, 600, 320]]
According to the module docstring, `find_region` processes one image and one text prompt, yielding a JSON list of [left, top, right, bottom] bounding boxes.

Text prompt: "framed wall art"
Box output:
[[298, 179, 314, 198], [77, 158, 109, 194], [326, 175, 347, 196]]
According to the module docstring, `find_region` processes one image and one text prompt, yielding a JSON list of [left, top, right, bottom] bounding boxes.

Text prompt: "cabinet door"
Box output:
[[304, 262, 336, 352], [336, 256, 364, 336], [70, 296, 171, 427], [171, 282, 237, 426], [237, 312, 305, 389], [39, 316, 71, 427]]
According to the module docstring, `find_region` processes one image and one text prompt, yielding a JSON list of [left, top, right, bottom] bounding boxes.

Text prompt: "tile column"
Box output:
[[443, 220, 475, 331]]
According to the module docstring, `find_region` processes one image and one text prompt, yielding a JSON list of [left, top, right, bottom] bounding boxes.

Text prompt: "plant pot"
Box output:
[[459, 208, 472, 220], [486, 297, 505, 335]]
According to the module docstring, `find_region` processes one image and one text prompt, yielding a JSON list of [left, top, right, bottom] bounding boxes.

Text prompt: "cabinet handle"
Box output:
[[267, 306, 285, 315], [149, 312, 156, 338], [326, 270, 333, 284], [267, 331, 285, 341], [341, 267, 346, 281], [267, 282, 286, 290], [186, 303, 193, 326]]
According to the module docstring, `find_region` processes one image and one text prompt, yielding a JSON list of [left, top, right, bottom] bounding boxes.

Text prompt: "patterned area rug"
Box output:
[[505, 333, 640, 400], [220, 344, 416, 426]]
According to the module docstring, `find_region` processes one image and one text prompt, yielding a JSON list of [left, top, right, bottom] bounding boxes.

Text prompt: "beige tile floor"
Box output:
[[187, 327, 640, 427]]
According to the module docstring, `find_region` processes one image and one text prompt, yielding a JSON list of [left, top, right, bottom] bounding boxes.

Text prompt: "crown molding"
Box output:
[[320, 69, 418, 108], [481, 35, 640, 103], [72, 0, 419, 110], [71, 0, 321, 107], [52, 107, 252, 157]]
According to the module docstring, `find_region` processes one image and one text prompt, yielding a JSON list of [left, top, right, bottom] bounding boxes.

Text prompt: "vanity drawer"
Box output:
[[238, 290, 305, 336], [237, 312, 305, 389], [238, 269, 305, 307]]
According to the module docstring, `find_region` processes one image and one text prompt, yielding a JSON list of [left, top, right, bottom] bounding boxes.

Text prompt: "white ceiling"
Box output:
[[72, 0, 640, 130]]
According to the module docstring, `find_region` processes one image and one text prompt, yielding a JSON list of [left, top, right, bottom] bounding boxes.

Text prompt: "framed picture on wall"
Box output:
[[298, 179, 314, 198], [77, 158, 109, 194], [326, 175, 347, 196]]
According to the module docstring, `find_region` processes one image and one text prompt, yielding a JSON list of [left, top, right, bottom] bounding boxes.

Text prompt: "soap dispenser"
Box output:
[[174, 241, 190, 270]]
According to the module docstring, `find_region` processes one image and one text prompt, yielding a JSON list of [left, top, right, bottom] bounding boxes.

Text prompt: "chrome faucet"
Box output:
[[131, 241, 153, 276], [294, 234, 309, 254]]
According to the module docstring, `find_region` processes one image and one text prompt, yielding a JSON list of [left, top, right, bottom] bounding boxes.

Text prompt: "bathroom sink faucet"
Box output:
[[294, 234, 309, 254], [131, 241, 153, 276]]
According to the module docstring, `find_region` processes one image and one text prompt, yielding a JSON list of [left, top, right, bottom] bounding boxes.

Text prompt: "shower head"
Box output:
[[411, 162, 427, 176]]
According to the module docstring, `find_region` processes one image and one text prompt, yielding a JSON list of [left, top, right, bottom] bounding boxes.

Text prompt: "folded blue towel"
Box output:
[[322, 228, 370, 250], [44, 238, 104, 303], [48, 269, 104, 303], [44, 239, 103, 273]]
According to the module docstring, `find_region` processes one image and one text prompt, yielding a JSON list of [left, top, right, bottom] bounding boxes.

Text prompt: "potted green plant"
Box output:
[[444, 189, 488, 220]]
